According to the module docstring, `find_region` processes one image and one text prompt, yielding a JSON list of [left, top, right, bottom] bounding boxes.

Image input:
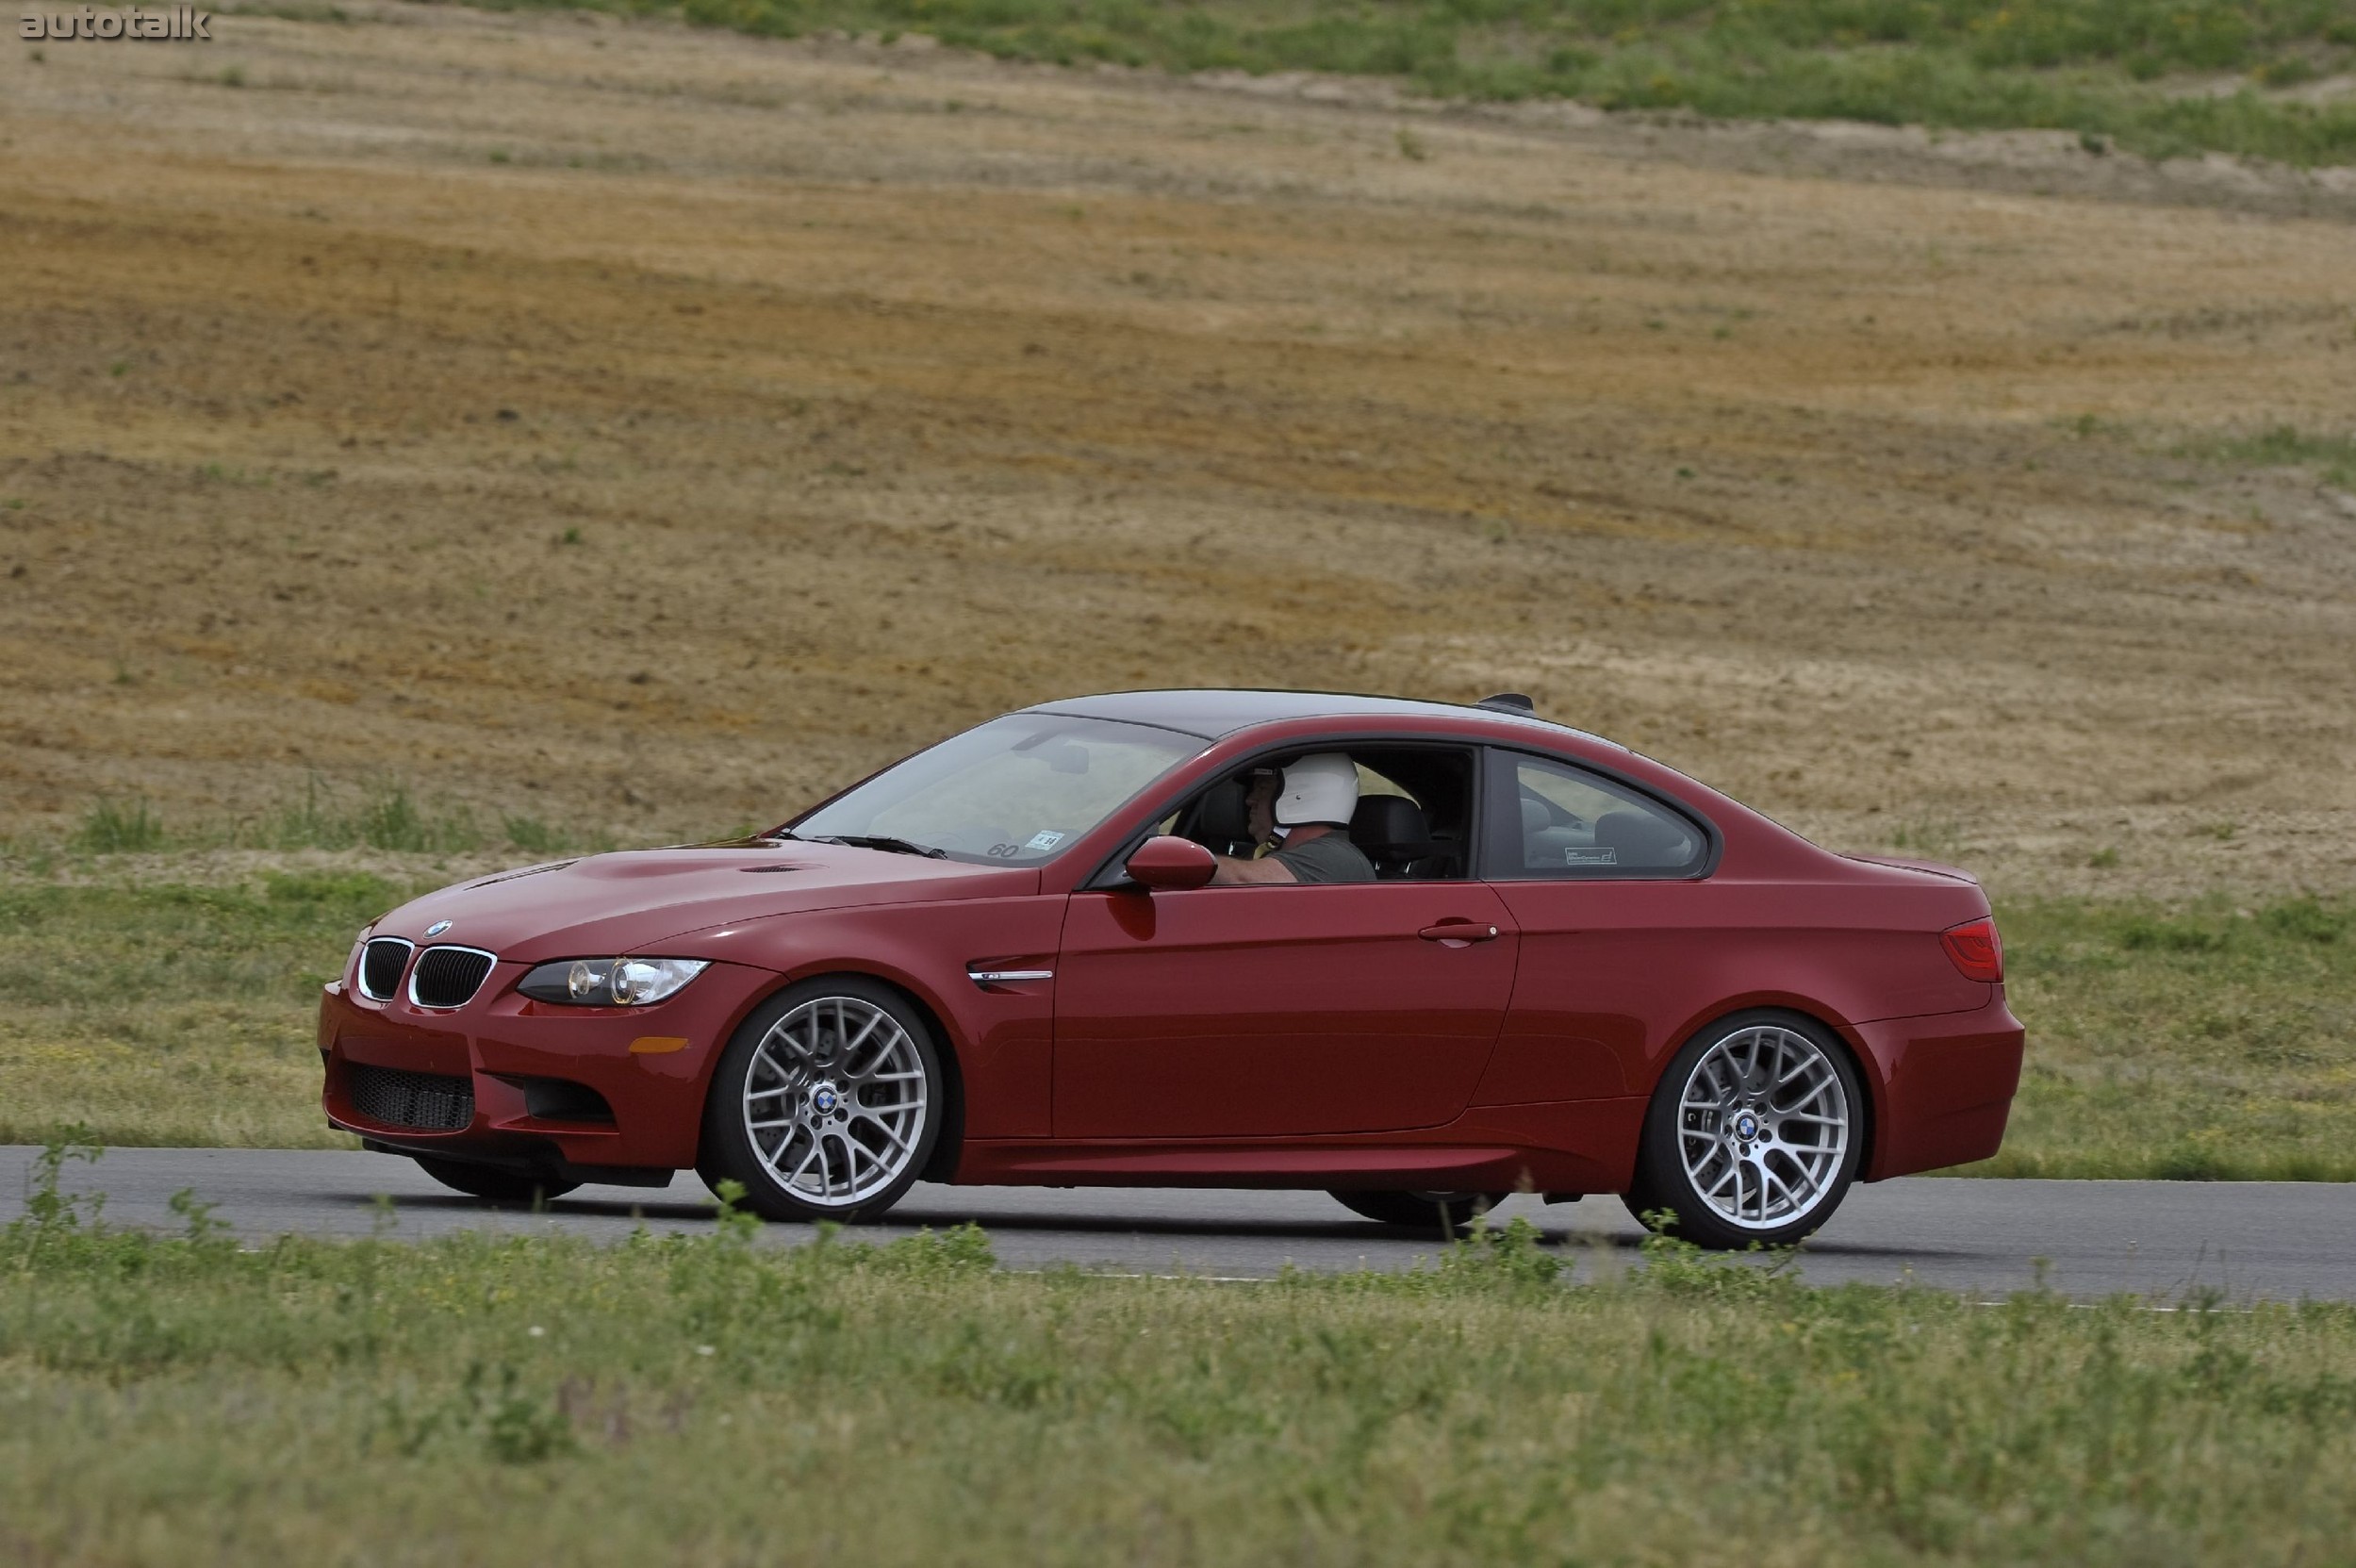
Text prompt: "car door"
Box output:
[[1470, 747, 1715, 1106], [1052, 868, 1520, 1140]]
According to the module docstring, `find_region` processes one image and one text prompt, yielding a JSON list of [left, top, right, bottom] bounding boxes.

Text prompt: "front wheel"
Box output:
[[414, 1156, 579, 1207], [1623, 1012, 1863, 1250], [1329, 1190, 1508, 1236], [699, 977, 945, 1224]]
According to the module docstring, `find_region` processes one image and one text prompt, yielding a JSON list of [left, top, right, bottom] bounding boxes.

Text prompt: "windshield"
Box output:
[[791, 714, 1204, 866]]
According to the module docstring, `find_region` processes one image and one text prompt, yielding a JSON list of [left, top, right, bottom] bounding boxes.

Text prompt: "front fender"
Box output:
[[640, 895, 1066, 1139]]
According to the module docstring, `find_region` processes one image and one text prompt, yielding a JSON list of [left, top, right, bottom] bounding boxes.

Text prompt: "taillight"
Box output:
[[1941, 916, 2003, 982]]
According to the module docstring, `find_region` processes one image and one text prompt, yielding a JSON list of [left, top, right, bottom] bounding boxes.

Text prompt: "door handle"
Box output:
[[1418, 922, 1501, 945]]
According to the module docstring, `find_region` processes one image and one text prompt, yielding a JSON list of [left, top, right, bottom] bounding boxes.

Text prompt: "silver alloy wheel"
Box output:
[[1676, 1023, 1851, 1231], [740, 996, 930, 1209]]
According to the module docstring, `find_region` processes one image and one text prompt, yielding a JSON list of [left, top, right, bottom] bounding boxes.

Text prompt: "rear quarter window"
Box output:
[[1487, 750, 1709, 879]]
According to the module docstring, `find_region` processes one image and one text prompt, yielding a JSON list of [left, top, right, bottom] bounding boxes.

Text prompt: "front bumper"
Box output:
[[317, 958, 783, 1176]]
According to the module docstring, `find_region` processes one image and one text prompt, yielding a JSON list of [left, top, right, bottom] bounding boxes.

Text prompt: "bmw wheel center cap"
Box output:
[[1733, 1112, 1760, 1141], [812, 1085, 839, 1115]]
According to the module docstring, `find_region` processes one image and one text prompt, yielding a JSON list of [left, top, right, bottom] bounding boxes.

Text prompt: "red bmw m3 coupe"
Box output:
[[318, 689, 2023, 1248]]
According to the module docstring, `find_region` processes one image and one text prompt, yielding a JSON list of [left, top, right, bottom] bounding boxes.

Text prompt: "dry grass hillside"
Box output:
[[2, 4, 2353, 900]]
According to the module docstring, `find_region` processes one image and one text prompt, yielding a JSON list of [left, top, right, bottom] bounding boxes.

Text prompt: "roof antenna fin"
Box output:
[[1476, 692, 1536, 715]]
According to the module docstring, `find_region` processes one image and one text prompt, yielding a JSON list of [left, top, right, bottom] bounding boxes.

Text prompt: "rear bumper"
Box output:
[[317, 959, 783, 1174], [1853, 991, 2026, 1180]]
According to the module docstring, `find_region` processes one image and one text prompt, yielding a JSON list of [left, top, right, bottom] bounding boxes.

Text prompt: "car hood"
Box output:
[[371, 842, 1041, 964]]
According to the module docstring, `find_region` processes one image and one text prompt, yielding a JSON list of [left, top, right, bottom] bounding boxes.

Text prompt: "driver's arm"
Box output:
[[1210, 852, 1297, 885]]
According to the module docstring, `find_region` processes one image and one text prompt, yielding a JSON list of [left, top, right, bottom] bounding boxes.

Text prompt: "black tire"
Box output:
[[413, 1156, 580, 1206], [698, 975, 947, 1224], [1328, 1189, 1508, 1236], [1623, 1009, 1865, 1251]]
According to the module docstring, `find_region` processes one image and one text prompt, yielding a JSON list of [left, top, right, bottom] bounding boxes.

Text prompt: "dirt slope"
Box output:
[[2, 5, 2352, 899]]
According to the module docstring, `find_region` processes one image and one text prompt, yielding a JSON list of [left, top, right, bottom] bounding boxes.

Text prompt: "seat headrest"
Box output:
[[1349, 794, 1428, 849], [1521, 797, 1551, 834], [1195, 778, 1251, 844]]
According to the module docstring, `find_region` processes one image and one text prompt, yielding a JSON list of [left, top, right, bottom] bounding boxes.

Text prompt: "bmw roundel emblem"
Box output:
[[813, 1087, 838, 1114], [424, 920, 453, 938]]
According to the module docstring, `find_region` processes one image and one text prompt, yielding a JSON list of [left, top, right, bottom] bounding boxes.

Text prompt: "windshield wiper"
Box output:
[[813, 834, 948, 859]]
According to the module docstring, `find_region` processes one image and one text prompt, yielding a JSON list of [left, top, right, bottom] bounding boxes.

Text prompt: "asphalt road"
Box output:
[[5, 1146, 2350, 1301]]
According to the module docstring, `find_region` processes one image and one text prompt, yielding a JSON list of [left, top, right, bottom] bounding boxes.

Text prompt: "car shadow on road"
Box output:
[[337, 1190, 1547, 1243], [327, 1191, 719, 1225], [327, 1192, 1974, 1263], [891, 1208, 1489, 1244], [895, 1208, 1978, 1262]]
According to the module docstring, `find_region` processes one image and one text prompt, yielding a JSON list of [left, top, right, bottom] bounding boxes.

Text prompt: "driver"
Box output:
[[1210, 752, 1376, 885]]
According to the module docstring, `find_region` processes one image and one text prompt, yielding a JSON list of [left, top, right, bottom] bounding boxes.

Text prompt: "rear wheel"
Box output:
[[413, 1156, 579, 1206], [699, 977, 944, 1224], [1328, 1189, 1508, 1236], [1623, 1011, 1862, 1250]]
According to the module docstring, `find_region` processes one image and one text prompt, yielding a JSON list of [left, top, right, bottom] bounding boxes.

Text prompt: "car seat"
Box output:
[[1348, 796, 1453, 880], [1591, 809, 1697, 868], [1185, 778, 1258, 859], [1522, 793, 1590, 867]]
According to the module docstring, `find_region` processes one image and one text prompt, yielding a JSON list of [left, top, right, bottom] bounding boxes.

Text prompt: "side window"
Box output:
[[1152, 746, 1477, 881], [1346, 750, 1475, 881], [1489, 751, 1707, 879]]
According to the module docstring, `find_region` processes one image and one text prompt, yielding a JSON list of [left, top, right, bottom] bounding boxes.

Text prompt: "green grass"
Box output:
[[2182, 423, 2356, 488], [10, 1175, 2356, 1565], [1, 859, 2351, 1177], [445, 0, 2356, 164], [68, 797, 167, 855], [62, 777, 615, 858], [0, 871, 403, 1148], [1963, 895, 2356, 1180]]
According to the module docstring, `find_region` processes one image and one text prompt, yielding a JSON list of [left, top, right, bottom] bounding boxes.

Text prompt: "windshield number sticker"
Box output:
[[1024, 830, 1067, 852]]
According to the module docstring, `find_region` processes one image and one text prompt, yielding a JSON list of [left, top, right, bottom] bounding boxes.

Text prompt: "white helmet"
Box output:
[[1275, 752, 1359, 828]]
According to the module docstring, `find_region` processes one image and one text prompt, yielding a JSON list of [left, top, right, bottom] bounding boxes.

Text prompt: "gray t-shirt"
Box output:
[[1271, 831, 1376, 884]]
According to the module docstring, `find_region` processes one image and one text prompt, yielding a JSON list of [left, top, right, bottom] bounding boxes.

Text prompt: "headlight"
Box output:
[[517, 957, 709, 1007]]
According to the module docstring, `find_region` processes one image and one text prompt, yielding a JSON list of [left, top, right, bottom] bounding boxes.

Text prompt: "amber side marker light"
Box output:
[[630, 1036, 691, 1055], [1940, 916, 2004, 983]]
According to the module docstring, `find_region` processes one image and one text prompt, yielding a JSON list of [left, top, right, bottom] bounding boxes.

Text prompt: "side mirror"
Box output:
[[1124, 834, 1217, 891]]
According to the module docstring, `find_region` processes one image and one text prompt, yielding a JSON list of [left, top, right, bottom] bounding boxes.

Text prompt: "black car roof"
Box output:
[[1023, 688, 1623, 750]]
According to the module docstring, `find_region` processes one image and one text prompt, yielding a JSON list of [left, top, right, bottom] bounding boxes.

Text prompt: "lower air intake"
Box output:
[[411, 946, 496, 1009], [347, 1065, 475, 1131]]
